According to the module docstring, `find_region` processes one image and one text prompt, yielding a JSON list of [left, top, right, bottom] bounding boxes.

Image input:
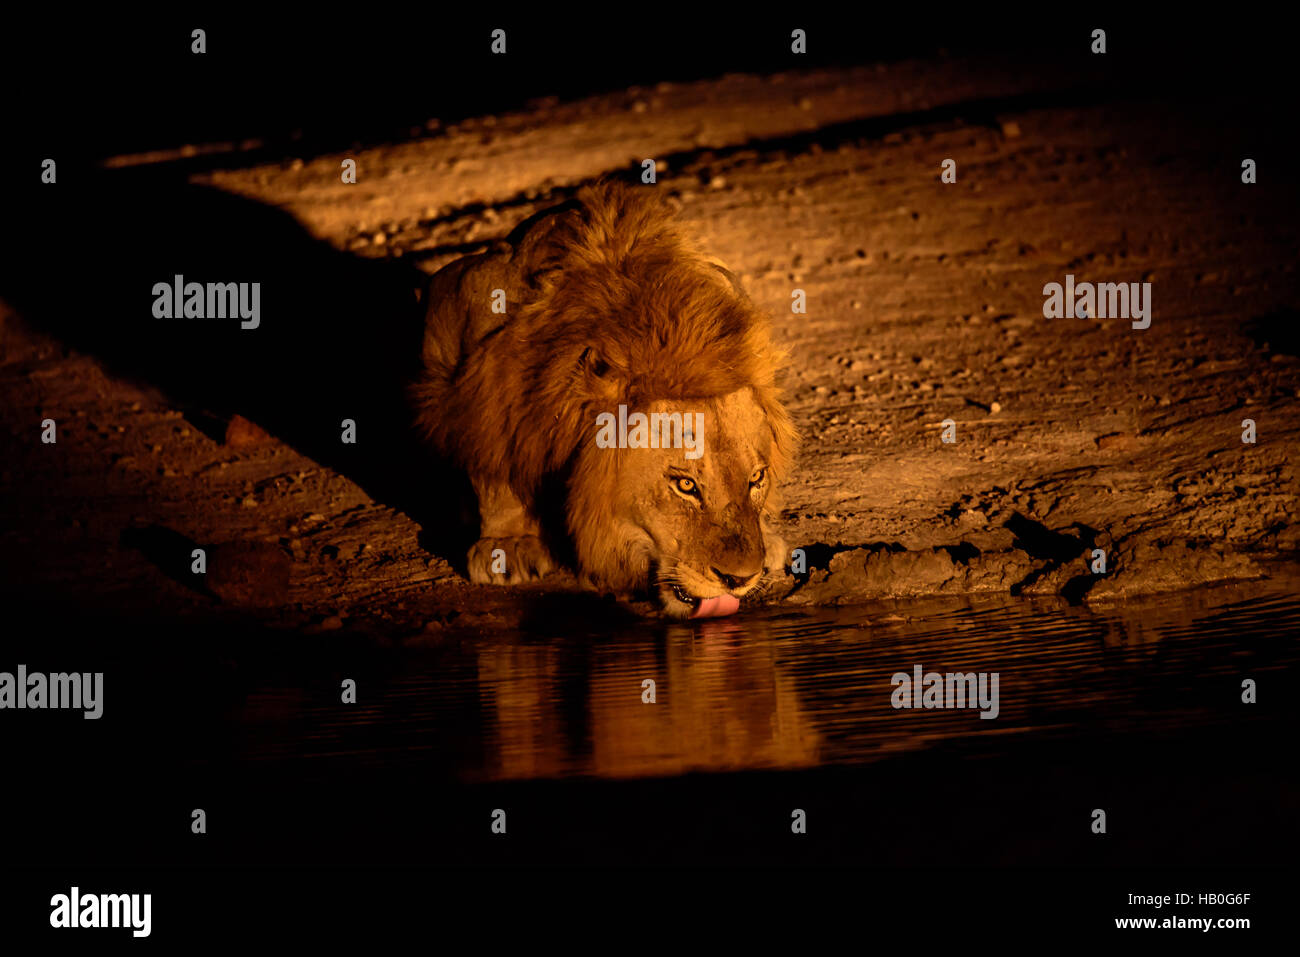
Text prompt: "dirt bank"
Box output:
[[2, 59, 1296, 631]]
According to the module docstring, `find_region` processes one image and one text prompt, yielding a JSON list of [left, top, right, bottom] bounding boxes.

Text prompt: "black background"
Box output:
[[1, 9, 1296, 943]]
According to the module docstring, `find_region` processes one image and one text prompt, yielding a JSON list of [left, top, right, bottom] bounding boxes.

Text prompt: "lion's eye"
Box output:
[[672, 476, 698, 496], [750, 467, 767, 486]]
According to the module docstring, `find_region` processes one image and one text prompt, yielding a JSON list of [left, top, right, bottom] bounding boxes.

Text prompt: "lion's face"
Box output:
[[568, 387, 789, 619]]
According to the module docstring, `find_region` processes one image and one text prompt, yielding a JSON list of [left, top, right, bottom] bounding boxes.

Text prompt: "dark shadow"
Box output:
[[1005, 514, 1100, 598], [1060, 574, 1098, 605], [1004, 513, 1088, 563], [939, 542, 981, 563], [534, 469, 580, 574], [1243, 308, 1300, 358], [119, 524, 213, 598], [1, 165, 477, 568]]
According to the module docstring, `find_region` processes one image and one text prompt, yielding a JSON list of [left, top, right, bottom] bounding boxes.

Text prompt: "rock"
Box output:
[[224, 414, 274, 449], [1084, 542, 1262, 602], [1096, 432, 1139, 450]]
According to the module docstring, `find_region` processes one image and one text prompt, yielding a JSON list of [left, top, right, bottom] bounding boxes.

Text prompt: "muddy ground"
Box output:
[[2, 57, 1297, 634]]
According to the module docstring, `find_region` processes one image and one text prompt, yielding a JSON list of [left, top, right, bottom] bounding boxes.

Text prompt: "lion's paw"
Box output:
[[467, 536, 555, 584]]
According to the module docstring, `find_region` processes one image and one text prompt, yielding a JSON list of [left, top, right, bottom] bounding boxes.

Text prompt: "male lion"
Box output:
[[412, 181, 797, 618]]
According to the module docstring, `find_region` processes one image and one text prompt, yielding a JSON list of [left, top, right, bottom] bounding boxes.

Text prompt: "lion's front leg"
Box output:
[[467, 478, 555, 584]]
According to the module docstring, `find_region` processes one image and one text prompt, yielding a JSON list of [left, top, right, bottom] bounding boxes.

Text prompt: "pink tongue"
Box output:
[[691, 594, 741, 618]]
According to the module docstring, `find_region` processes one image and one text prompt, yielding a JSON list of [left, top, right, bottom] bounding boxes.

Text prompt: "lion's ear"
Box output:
[[706, 259, 753, 306], [510, 198, 587, 289], [578, 346, 623, 399], [578, 346, 612, 380]]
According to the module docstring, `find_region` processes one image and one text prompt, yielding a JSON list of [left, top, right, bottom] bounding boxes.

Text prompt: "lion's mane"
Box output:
[[413, 180, 797, 574]]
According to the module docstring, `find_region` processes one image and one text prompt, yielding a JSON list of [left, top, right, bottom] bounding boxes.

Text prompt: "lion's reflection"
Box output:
[[474, 617, 820, 779]]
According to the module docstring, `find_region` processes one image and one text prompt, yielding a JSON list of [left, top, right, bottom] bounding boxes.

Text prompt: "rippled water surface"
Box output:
[[224, 579, 1300, 782]]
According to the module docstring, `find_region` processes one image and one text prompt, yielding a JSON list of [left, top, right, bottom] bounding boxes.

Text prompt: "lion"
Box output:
[[412, 180, 798, 618]]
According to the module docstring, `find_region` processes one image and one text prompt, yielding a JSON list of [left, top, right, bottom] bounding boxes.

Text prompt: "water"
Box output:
[[12, 577, 1296, 867], [222, 579, 1300, 783]]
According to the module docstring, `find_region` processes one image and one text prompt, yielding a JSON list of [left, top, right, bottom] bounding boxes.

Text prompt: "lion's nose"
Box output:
[[711, 566, 760, 591]]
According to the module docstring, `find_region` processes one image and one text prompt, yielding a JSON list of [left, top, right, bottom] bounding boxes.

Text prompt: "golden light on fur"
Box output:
[[413, 180, 798, 616]]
